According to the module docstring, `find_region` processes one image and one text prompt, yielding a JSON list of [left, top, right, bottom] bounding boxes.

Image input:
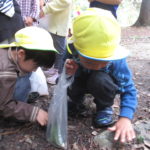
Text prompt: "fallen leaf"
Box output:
[[68, 125, 76, 131], [91, 131, 98, 136]]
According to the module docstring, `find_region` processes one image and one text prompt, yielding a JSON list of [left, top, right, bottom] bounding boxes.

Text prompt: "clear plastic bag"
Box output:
[[29, 67, 49, 96], [46, 67, 73, 149]]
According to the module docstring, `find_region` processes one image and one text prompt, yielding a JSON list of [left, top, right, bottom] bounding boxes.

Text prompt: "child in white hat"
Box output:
[[0, 27, 58, 126]]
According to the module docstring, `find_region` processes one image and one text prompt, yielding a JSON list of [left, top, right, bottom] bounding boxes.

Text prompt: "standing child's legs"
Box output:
[[51, 33, 66, 74], [46, 33, 66, 84]]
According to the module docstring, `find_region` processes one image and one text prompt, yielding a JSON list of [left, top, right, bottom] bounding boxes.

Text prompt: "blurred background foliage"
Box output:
[[72, 0, 142, 27]]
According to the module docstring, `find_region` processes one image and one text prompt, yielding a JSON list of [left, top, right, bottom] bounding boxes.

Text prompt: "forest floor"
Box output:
[[0, 26, 150, 150]]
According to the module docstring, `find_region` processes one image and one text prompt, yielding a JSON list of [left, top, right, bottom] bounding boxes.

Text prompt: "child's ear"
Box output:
[[18, 49, 25, 59]]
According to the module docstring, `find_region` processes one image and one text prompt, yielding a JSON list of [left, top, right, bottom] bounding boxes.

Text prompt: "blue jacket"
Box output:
[[100, 58, 137, 120], [65, 45, 137, 120]]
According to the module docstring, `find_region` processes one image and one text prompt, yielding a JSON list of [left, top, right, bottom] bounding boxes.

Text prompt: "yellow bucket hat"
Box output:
[[69, 8, 129, 61], [0, 26, 58, 53]]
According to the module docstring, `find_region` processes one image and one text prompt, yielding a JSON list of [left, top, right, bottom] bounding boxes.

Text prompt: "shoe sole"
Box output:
[[93, 120, 116, 128]]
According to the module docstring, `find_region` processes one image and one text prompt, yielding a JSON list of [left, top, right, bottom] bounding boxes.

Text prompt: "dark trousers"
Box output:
[[50, 33, 66, 74], [68, 67, 118, 111]]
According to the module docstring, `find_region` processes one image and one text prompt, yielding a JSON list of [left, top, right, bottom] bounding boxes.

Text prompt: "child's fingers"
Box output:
[[65, 64, 73, 69], [108, 125, 116, 131], [114, 129, 121, 141], [127, 130, 136, 142], [131, 130, 136, 139], [120, 130, 126, 143], [126, 131, 132, 142]]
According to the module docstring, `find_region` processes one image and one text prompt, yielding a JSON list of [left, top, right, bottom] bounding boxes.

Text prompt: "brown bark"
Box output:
[[134, 0, 150, 26]]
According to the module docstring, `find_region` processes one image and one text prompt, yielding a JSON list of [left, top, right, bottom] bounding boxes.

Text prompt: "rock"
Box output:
[[93, 130, 126, 150], [134, 120, 150, 144], [93, 120, 150, 149]]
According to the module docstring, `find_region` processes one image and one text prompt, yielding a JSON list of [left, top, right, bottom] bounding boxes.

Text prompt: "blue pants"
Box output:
[[50, 33, 66, 74], [13, 73, 31, 102]]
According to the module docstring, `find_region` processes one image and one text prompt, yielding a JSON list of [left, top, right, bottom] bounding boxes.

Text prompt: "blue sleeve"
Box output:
[[112, 59, 137, 120]]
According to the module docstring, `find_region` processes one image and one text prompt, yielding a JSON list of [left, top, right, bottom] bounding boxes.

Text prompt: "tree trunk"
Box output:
[[134, 0, 150, 26]]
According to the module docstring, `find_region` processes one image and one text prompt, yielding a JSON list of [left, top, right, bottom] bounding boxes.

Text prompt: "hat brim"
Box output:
[[0, 43, 16, 48], [67, 37, 129, 61], [76, 46, 129, 61], [0, 42, 58, 53]]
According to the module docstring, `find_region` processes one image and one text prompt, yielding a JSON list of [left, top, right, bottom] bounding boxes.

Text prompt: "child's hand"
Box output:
[[39, 10, 45, 18], [108, 117, 136, 143], [25, 17, 33, 26], [65, 59, 78, 76], [36, 109, 48, 126]]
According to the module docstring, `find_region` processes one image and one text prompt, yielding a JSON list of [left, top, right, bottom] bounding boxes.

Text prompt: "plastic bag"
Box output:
[[29, 67, 49, 96], [46, 67, 74, 149], [38, 14, 51, 31]]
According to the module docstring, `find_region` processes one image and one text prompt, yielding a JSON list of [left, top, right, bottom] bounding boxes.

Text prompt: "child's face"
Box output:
[[17, 49, 38, 73], [79, 55, 108, 70]]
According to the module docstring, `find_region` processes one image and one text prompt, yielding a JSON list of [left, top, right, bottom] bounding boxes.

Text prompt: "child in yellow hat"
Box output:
[[0, 27, 58, 126], [65, 8, 137, 143]]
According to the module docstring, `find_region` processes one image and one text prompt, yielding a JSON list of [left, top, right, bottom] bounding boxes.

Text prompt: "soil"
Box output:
[[0, 26, 150, 150]]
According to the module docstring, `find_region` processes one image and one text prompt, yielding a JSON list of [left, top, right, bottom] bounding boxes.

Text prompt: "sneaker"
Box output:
[[47, 71, 59, 85], [44, 67, 57, 77], [94, 107, 114, 128]]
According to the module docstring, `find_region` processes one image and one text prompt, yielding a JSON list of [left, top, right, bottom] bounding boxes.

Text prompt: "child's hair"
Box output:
[[12, 47, 56, 68]]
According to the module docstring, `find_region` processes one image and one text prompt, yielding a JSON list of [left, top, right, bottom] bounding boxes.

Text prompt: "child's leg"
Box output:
[[68, 68, 88, 104], [67, 67, 89, 115], [87, 71, 118, 127], [87, 71, 118, 110]]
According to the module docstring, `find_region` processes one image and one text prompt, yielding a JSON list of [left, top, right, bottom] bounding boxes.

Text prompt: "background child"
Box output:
[[65, 8, 137, 143], [88, 0, 122, 18], [0, 0, 24, 44], [16, 0, 40, 26], [39, 0, 73, 84], [0, 27, 57, 126]]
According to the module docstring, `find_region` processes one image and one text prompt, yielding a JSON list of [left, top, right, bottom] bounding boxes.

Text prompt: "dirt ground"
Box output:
[[0, 26, 150, 150]]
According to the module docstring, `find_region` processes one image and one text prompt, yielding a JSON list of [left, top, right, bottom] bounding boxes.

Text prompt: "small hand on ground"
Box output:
[[108, 117, 136, 143]]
